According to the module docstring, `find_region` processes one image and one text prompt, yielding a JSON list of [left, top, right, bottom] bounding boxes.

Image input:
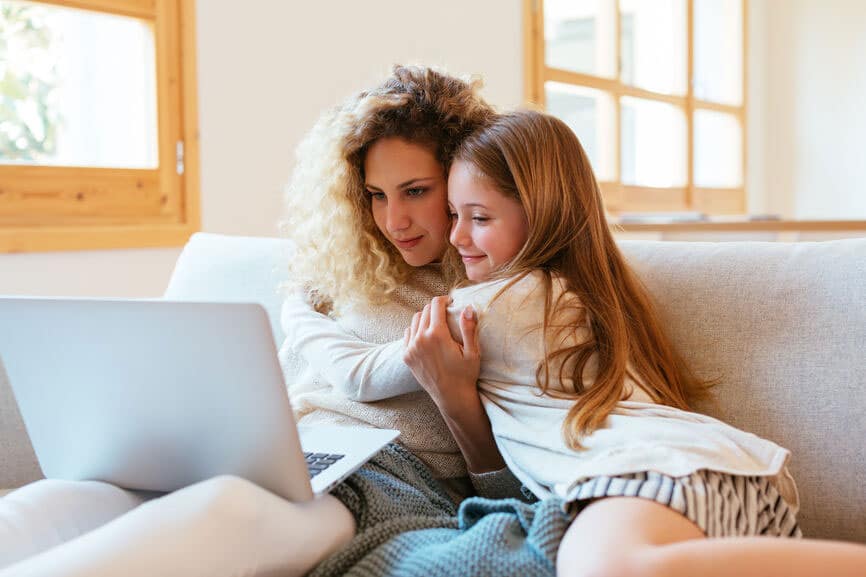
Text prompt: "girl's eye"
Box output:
[[367, 191, 386, 201], [406, 187, 426, 197], [447, 212, 458, 219], [472, 216, 490, 223]]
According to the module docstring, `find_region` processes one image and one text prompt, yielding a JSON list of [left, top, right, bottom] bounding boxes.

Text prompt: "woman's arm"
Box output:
[[281, 291, 422, 401], [403, 295, 506, 474]]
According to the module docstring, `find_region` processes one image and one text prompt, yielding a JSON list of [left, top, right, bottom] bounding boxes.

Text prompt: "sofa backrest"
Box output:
[[2, 234, 864, 543], [619, 239, 866, 543]]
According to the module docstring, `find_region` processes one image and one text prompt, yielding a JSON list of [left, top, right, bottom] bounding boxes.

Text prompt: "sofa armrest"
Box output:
[[0, 357, 42, 489]]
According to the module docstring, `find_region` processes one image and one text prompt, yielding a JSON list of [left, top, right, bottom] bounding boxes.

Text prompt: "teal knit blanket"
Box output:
[[309, 444, 573, 577]]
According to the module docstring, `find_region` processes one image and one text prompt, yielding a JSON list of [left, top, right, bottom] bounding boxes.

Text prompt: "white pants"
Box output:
[[0, 476, 355, 577]]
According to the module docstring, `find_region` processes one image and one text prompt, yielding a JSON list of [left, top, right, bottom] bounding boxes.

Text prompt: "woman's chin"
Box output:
[[399, 250, 435, 268], [395, 244, 448, 268]]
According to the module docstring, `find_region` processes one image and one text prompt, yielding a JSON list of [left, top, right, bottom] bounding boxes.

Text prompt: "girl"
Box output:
[[404, 109, 866, 577]]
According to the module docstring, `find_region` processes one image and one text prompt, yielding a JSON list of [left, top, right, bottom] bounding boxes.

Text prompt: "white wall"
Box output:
[[749, 0, 866, 219], [197, 0, 522, 239], [790, 0, 866, 218], [0, 0, 523, 297]]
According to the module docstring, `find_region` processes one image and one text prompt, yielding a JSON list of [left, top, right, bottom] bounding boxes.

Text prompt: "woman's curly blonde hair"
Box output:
[[281, 65, 495, 313]]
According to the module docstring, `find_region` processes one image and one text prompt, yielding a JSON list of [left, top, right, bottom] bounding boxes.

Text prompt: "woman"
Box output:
[[278, 64, 509, 489], [0, 65, 524, 577]]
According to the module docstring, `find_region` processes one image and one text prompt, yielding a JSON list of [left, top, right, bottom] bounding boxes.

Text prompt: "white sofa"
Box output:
[[1, 233, 864, 544]]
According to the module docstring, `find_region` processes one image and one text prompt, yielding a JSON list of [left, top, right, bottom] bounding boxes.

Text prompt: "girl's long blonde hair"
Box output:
[[281, 65, 494, 313], [455, 110, 710, 449]]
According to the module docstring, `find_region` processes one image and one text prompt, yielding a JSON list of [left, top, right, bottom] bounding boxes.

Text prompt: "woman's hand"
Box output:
[[403, 296, 480, 411], [404, 296, 506, 473]]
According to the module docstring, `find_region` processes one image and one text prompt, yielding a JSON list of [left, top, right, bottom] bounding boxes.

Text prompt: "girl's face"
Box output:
[[365, 137, 451, 267], [447, 160, 529, 281]]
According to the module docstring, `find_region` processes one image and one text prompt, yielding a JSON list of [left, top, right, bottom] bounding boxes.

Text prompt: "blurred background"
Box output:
[[1, 0, 864, 296]]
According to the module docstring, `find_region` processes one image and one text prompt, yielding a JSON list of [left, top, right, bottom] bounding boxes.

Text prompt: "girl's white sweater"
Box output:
[[447, 272, 799, 508]]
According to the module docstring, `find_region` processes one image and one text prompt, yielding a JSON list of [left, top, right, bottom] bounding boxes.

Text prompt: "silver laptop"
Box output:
[[0, 297, 399, 502]]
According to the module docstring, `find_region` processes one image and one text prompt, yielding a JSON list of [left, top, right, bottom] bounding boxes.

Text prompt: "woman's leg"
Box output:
[[0, 479, 149, 569], [0, 475, 356, 577], [556, 497, 866, 577]]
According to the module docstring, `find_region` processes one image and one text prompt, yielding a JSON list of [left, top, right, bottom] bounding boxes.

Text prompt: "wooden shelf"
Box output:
[[609, 219, 866, 233]]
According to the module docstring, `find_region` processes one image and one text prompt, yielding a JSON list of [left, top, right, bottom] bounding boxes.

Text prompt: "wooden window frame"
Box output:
[[524, 0, 747, 216], [0, 0, 199, 253]]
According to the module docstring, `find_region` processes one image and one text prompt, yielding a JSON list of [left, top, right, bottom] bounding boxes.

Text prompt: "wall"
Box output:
[[789, 0, 866, 218], [0, 0, 523, 297], [749, 0, 866, 220]]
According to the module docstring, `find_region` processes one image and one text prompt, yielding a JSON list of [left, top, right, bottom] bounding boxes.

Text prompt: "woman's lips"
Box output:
[[394, 235, 423, 249]]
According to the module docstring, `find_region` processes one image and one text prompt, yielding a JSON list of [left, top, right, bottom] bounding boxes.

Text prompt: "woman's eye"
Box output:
[[406, 187, 426, 197], [367, 191, 386, 201]]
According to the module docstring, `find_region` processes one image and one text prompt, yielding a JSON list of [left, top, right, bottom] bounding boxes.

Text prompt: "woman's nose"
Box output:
[[386, 201, 410, 232]]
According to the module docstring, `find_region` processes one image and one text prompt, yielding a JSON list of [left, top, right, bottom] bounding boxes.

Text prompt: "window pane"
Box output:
[[544, 82, 616, 180], [0, 1, 158, 168], [694, 109, 742, 188], [621, 97, 686, 187], [619, 0, 687, 95], [694, 0, 742, 105], [544, 0, 617, 78]]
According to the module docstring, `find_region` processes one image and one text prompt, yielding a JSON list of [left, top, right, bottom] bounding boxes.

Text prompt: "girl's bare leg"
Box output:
[[557, 497, 866, 577], [1, 475, 356, 577]]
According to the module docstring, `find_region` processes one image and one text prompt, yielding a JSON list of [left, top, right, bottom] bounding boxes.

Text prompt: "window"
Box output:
[[0, 0, 199, 252], [524, 0, 746, 215]]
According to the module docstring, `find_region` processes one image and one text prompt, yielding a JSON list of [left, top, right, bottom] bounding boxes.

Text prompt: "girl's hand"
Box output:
[[403, 296, 480, 412]]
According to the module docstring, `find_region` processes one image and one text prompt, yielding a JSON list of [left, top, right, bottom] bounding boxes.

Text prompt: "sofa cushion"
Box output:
[[620, 239, 866, 543], [163, 233, 294, 347]]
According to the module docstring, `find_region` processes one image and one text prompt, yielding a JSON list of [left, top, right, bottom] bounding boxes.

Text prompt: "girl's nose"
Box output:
[[450, 218, 468, 247]]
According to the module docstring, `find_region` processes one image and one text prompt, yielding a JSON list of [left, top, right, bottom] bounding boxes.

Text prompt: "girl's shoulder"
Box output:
[[450, 270, 575, 312]]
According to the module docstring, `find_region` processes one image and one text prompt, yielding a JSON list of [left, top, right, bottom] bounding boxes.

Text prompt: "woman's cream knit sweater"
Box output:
[[278, 265, 467, 481]]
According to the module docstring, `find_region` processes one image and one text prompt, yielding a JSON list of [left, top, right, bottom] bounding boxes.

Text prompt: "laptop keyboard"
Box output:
[[304, 452, 345, 478]]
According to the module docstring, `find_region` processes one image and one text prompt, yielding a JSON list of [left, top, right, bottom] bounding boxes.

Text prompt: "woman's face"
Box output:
[[364, 137, 451, 267], [447, 159, 529, 281]]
